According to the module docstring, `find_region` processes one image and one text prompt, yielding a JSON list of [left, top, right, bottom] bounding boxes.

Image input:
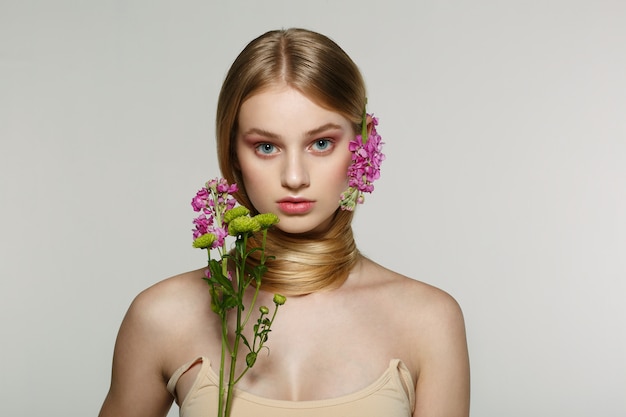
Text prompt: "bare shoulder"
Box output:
[[115, 268, 209, 360], [358, 258, 470, 416], [360, 257, 465, 324], [357, 258, 470, 415], [124, 268, 212, 356], [129, 268, 208, 320], [358, 257, 468, 364], [99, 268, 209, 417]]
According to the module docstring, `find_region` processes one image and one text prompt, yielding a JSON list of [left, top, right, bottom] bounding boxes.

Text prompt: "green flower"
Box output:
[[259, 305, 269, 315], [273, 293, 286, 306], [228, 216, 261, 236], [223, 206, 250, 224], [253, 213, 280, 229], [192, 233, 217, 249]]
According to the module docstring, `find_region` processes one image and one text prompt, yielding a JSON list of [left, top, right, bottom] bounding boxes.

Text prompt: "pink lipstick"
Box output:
[[277, 198, 314, 215]]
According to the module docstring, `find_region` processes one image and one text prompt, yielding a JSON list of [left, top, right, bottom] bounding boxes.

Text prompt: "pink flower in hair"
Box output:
[[340, 114, 385, 211]]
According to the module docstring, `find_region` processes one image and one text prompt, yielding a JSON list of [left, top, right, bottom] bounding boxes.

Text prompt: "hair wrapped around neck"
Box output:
[[243, 209, 360, 296]]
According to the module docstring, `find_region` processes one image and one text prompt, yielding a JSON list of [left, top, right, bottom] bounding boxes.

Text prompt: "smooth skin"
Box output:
[[236, 86, 355, 234], [99, 86, 470, 417]]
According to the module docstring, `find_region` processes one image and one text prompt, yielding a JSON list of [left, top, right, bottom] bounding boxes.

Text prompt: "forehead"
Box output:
[[238, 86, 352, 133]]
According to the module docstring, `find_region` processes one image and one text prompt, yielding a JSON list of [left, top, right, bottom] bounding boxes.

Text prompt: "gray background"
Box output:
[[1, 1, 624, 416]]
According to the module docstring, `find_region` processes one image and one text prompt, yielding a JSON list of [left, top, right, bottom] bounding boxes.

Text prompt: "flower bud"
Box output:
[[259, 305, 269, 315], [273, 293, 286, 306]]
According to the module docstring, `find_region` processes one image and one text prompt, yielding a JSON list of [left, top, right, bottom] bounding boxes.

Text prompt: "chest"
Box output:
[[173, 289, 416, 402], [231, 298, 409, 399], [174, 358, 415, 417]]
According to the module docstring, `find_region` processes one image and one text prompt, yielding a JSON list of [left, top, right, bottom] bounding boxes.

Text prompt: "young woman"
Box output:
[[99, 28, 470, 417]]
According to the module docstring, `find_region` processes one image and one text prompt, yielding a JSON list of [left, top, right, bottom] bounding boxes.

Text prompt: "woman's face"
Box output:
[[235, 85, 354, 234]]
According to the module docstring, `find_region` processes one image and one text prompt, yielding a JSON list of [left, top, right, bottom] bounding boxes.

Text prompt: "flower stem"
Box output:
[[242, 282, 261, 329], [361, 99, 368, 144], [218, 312, 228, 416], [224, 233, 248, 416]]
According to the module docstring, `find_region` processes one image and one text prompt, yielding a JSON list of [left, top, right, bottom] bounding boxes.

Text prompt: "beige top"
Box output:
[[167, 357, 416, 417]]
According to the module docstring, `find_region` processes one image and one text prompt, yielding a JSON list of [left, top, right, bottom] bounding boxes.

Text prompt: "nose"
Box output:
[[281, 152, 310, 190]]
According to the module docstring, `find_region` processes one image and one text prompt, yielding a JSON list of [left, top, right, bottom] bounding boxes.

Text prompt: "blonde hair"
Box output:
[[216, 28, 366, 295]]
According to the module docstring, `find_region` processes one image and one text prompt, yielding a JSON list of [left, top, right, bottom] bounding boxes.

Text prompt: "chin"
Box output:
[[274, 218, 333, 236], [275, 225, 315, 235]]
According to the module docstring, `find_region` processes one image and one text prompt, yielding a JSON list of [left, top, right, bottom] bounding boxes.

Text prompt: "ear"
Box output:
[[365, 114, 374, 137]]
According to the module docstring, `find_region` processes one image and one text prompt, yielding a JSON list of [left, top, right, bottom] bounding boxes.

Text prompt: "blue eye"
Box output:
[[256, 143, 275, 155], [312, 139, 332, 151]]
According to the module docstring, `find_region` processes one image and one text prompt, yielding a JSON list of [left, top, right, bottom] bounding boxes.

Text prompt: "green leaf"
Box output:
[[222, 295, 240, 310], [240, 334, 251, 350], [246, 352, 257, 367], [254, 264, 268, 276]]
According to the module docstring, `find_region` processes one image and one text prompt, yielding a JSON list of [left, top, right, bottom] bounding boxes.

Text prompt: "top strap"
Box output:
[[391, 358, 416, 413], [166, 356, 205, 398]]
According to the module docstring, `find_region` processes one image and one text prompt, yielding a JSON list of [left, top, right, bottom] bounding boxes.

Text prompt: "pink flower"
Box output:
[[340, 114, 385, 211], [191, 188, 210, 212], [193, 214, 211, 239], [210, 226, 228, 248], [191, 178, 240, 248], [216, 180, 238, 195]]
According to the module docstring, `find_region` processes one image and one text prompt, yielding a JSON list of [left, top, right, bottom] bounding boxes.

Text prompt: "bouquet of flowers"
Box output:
[[191, 178, 285, 417]]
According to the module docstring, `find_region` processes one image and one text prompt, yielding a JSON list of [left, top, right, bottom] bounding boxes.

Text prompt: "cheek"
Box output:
[[239, 163, 263, 198], [236, 147, 261, 185], [331, 152, 352, 185], [239, 161, 280, 212], [235, 154, 262, 206]]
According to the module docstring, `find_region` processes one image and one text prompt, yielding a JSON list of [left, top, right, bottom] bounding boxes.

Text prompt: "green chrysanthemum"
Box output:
[[228, 216, 261, 236], [253, 213, 280, 229], [192, 233, 216, 249], [223, 206, 250, 224]]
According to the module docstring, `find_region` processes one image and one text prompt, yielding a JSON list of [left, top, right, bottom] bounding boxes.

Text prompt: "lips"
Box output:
[[277, 198, 314, 215]]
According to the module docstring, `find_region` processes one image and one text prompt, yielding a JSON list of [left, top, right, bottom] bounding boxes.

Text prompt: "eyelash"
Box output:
[[256, 143, 276, 155], [311, 139, 333, 152], [254, 138, 335, 156]]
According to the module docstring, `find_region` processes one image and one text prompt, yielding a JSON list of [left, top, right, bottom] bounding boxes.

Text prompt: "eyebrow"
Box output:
[[241, 128, 280, 140], [241, 123, 344, 139], [306, 123, 344, 137]]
